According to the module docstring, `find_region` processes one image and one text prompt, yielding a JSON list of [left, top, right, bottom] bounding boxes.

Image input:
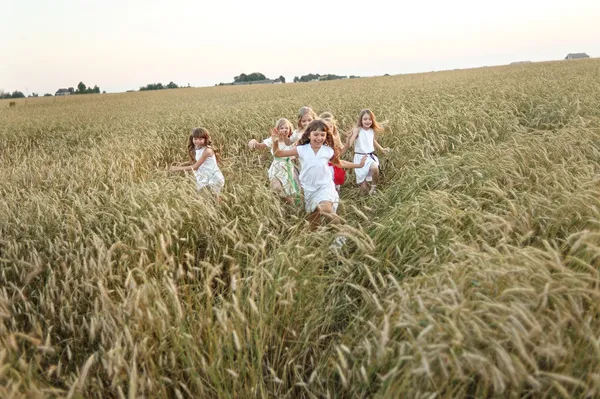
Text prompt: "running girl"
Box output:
[[346, 109, 390, 195], [271, 119, 366, 229], [169, 127, 225, 196], [248, 118, 301, 204]]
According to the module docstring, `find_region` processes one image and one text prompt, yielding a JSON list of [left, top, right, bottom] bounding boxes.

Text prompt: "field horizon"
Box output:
[[2, 59, 600, 398]]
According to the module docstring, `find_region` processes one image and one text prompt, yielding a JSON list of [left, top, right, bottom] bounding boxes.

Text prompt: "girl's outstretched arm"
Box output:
[[334, 156, 367, 169], [169, 148, 214, 172], [339, 141, 350, 157], [271, 134, 298, 158], [374, 139, 390, 154], [345, 127, 360, 149], [248, 139, 269, 150]]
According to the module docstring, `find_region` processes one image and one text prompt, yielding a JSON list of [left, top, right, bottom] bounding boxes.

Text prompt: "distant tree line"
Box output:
[[0, 90, 25, 99], [217, 73, 285, 86], [75, 82, 101, 94], [139, 81, 190, 91]]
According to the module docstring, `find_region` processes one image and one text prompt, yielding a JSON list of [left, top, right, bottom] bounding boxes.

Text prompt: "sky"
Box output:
[[1, 0, 599, 94]]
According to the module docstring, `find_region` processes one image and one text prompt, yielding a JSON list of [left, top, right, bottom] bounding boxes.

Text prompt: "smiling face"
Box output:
[[277, 123, 290, 136], [193, 136, 206, 148], [300, 113, 314, 129], [361, 112, 373, 129], [309, 129, 327, 147]]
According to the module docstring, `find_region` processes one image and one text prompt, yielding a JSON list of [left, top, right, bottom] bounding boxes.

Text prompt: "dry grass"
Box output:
[[1, 59, 600, 398]]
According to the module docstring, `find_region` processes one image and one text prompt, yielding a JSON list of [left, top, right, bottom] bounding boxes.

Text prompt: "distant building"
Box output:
[[564, 53, 590, 60], [55, 88, 71, 96]]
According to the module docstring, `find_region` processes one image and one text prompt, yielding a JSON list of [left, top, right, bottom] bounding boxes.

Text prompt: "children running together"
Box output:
[[169, 107, 391, 247]]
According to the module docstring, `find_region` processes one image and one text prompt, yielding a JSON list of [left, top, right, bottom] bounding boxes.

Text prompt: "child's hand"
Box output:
[[359, 155, 367, 167], [381, 147, 391, 154], [248, 139, 258, 149], [271, 129, 280, 142], [345, 127, 359, 140]]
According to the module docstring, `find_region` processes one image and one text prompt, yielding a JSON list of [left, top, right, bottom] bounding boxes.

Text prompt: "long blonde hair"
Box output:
[[275, 118, 294, 137], [297, 106, 317, 130]]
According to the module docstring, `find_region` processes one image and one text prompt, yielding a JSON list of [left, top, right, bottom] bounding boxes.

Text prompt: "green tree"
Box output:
[[77, 82, 87, 94], [234, 73, 248, 83], [278, 75, 286, 83], [247, 72, 266, 81], [166, 81, 178, 89]]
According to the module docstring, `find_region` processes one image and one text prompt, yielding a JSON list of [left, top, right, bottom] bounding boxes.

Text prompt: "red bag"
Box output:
[[329, 163, 346, 185]]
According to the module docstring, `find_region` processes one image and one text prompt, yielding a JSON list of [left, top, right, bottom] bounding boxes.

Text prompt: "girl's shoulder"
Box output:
[[295, 143, 310, 154], [201, 146, 215, 156]]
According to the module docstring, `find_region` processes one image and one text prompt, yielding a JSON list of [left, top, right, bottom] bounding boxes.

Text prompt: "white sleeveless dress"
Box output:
[[194, 147, 225, 193], [353, 128, 379, 184], [296, 144, 338, 213]]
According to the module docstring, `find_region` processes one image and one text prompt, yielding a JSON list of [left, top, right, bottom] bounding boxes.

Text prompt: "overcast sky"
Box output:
[[1, 0, 599, 94]]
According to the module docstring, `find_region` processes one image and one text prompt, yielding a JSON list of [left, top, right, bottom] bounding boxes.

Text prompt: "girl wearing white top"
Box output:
[[248, 118, 301, 205], [346, 109, 390, 196], [272, 119, 366, 230], [169, 127, 225, 197]]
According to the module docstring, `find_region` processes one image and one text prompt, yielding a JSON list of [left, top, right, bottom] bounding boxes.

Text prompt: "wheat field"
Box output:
[[1, 59, 600, 398]]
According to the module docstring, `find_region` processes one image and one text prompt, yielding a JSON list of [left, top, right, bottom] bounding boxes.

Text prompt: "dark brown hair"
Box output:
[[298, 119, 340, 164], [187, 127, 219, 163]]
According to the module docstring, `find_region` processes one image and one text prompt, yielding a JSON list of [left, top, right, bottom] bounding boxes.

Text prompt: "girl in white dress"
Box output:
[[169, 127, 225, 196], [272, 120, 366, 230], [247, 118, 301, 205], [346, 109, 390, 196]]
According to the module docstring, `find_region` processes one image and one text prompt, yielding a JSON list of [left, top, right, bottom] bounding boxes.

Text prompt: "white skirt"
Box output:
[[196, 170, 225, 193], [353, 153, 379, 184], [303, 184, 339, 213]]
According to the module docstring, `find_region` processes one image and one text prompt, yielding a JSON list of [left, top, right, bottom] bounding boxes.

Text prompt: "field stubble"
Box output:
[[1, 59, 600, 397]]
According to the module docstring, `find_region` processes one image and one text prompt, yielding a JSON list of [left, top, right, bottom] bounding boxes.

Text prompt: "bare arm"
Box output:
[[345, 127, 360, 150], [271, 134, 299, 157], [374, 139, 390, 154], [273, 147, 298, 158], [248, 139, 269, 150], [169, 148, 214, 172], [333, 156, 367, 169], [339, 141, 350, 157]]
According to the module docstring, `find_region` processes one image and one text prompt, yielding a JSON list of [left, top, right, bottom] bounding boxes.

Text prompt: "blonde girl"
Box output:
[[169, 127, 225, 195], [271, 119, 366, 231], [287, 106, 317, 144], [346, 109, 390, 195], [248, 118, 301, 204]]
